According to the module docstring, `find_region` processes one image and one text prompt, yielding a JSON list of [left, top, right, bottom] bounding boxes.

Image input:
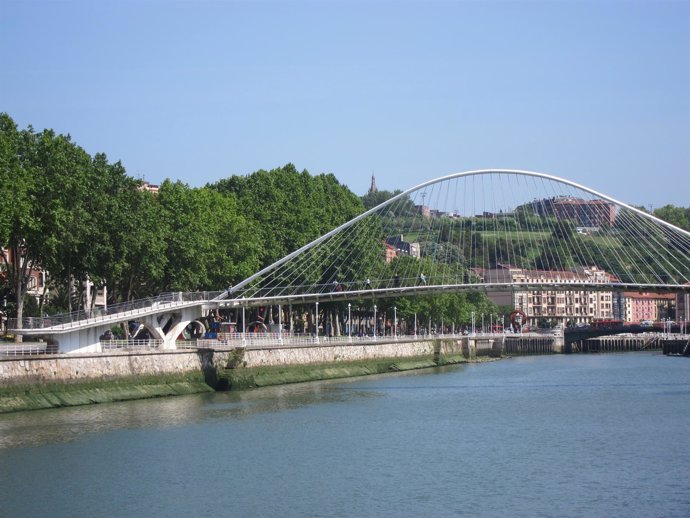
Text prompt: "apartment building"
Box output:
[[474, 264, 614, 327], [613, 291, 677, 323]]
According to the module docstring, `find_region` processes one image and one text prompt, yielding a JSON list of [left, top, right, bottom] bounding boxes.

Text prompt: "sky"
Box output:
[[1, 0, 689, 208]]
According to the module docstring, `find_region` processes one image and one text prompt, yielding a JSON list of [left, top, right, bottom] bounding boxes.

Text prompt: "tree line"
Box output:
[[3, 113, 686, 333], [0, 114, 500, 331], [0, 114, 364, 324]]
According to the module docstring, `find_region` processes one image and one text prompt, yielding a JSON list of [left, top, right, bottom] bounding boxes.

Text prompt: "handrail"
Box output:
[[0, 342, 56, 356], [8, 291, 223, 331], [101, 340, 163, 350]]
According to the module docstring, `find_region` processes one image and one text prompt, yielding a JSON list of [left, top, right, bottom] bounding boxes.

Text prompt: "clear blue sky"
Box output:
[[2, 0, 689, 208]]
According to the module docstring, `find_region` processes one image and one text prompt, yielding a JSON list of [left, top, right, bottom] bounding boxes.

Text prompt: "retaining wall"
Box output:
[[0, 350, 221, 386], [0, 337, 487, 413], [241, 339, 438, 367]]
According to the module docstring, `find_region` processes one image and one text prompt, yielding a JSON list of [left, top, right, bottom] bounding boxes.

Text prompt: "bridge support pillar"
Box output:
[[45, 323, 116, 354], [161, 306, 205, 350]]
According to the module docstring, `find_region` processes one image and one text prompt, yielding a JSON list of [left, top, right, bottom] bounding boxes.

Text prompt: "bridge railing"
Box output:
[[8, 291, 223, 331], [186, 331, 513, 349], [101, 340, 164, 351], [0, 342, 57, 356]]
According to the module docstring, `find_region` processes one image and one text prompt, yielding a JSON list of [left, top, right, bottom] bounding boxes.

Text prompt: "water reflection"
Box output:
[[0, 378, 389, 449], [1, 354, 689, 518], [0, 394, 208, 449], [3, 357, 687, 450]]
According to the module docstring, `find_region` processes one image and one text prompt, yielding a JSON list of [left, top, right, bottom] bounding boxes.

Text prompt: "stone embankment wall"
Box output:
[[241, 339, 436, 367], [0, 337, 500, 413], [0, 350, 216, 386], [0, 350, 222, 414]]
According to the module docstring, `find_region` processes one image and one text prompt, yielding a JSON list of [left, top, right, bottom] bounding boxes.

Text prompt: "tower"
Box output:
[[368, 173, 378, 194]]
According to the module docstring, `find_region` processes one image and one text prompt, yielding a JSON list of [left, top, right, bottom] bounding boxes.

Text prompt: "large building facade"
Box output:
[[474, 264, 614, 328], [475, 263, 682, 328], [530, 196, 616, 228], [613, 291, 678, 323]]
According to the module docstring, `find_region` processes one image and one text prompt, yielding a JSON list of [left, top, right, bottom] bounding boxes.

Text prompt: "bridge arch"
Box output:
[[222, 169, 690, 305]]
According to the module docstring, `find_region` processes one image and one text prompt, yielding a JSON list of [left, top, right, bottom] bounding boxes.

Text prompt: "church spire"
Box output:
[[368, 172, 378, 194]]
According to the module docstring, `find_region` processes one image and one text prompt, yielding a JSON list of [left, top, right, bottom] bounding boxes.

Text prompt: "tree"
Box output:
[[154, 181, 261, 293], [0, 114, 41, 338], [362, 189, 401, 210], [654, 205, 690, 231], [92, 167, 169, 302], [209, 164, 364, 269], [32, 129, 99, 312]]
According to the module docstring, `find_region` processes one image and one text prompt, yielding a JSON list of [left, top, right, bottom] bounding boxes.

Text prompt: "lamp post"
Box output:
[[241, 305, 246, 347], [278, 304, 283, 344], [315, 301, 319, 343], [414, 312, 417, 338], [394, 306, 397, 339], [481, 313, 484, 334], [348, 303, 352, 342], [373, 305, 377, 340], [471, 311, 475, 336]]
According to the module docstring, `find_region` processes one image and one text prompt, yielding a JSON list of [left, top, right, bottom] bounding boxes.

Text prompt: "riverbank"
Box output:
[[0, 351, 477, 414], [0, 338, 490, 413], [218, 352, 474, 390], [0, 372, 214, 414]]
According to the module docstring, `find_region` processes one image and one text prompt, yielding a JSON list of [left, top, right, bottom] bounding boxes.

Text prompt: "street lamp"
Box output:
[[242, 305, 246, 347], [278, 304, 283, 344], [373, 305, 377, 339], [394, 306, 397, 339], [315, 301, 319, 343], [471, 311, 475, 336], [348, 303, 352, 341]]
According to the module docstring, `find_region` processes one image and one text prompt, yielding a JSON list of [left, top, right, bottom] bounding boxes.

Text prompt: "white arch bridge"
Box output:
[[11, 169, 690, 352]]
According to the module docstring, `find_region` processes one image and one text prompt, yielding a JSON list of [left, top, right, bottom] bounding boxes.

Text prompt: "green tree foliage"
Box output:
[[209, 164, 364, 268], [91, 167, 167, 301], [362, 189, 403, 210], [0, 115, 42, 330], [0, 114, 264, 312], [378, 291, 498, 331], [155, 181, 261, 292], [654, 205, 690, 231], [33, 129, 99, 311]]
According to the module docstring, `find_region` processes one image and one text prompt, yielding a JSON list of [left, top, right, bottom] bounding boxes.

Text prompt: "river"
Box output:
[[1, 352, 689, 517]]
